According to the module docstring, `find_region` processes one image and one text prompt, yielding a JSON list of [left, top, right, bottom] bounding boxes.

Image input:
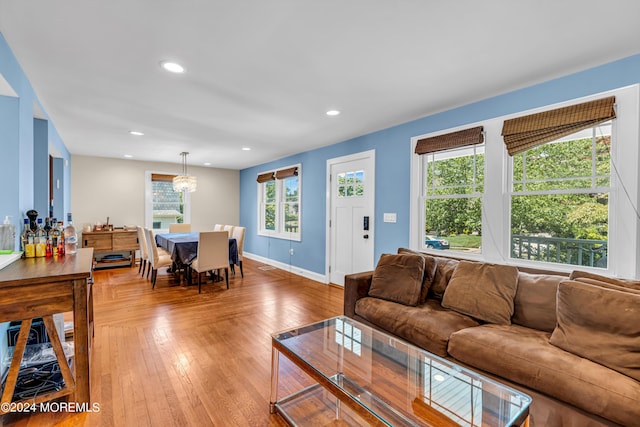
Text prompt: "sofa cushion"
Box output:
[[448, 324, 640, 426], [398, 248, 438, 303], [569, 270, 640, 290], [354, 297, 479, 357], [512, 272, 565, 332], [549, 280, 640, 382], [428, 256, 460, 301], [368, 253, 425, 306], [441, 261, 519, 325]]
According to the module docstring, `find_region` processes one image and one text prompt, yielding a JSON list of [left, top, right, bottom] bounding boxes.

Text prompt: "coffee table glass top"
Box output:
[[271, 316, 531, 427]]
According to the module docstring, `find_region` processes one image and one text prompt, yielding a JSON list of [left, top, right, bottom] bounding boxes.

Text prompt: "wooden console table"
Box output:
[[82, 229, 138, 268], [0, 248, 93, 412]]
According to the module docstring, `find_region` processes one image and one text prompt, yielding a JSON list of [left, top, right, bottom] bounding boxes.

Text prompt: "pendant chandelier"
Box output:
[[173, 152, 197, 192]]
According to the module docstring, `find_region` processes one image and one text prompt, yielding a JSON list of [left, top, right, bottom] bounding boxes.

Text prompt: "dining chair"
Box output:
[[231, 226, 245, 277], [169, 223, 191, 233], [190, 230, 230, 293], [213, 224, 223, 231], [136, 226, 149, 277], [145, 228, 173, 288], [223, 224, 235, 238]]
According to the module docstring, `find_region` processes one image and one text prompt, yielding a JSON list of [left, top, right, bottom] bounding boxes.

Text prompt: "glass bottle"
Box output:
[[51, 218, 59, 256], [26, 223, 35, 258], [22, 218, 35, 258], [57, 221, 65, 256], [64, 213, 77, 254], [45, 231, 53, 257], [35, 218, 46, 257], [44, 217, 52, 236]]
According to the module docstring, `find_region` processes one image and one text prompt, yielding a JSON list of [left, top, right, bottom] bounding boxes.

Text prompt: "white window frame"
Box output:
[[144, 170, 192, 233], [410, 85, 640, 278], [257, 164, 302, 241]]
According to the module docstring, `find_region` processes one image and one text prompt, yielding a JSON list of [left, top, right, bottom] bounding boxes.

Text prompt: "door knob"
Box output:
[[363, 234, 369, 239]]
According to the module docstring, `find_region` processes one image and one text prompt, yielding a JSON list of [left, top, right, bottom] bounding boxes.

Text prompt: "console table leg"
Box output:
[[0, 319, 32, 408], [269, 346, 279, 414]]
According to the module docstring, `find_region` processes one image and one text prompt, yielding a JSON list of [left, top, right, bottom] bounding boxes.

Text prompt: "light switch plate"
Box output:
[[383, 213, 397, 223]]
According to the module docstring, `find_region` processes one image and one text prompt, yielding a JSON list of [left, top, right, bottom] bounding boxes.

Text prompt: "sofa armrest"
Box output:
[[344, 271, 374, 318]]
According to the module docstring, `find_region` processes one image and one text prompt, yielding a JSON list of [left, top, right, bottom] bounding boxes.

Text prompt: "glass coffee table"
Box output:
[[270, 316, 531, 426]]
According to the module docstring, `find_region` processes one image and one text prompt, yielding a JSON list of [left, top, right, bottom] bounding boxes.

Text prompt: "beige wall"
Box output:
[[71, 155, 239, 232]]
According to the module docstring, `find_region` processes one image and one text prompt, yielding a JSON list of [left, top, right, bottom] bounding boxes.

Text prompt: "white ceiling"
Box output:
[[1, 1, 640, 170]]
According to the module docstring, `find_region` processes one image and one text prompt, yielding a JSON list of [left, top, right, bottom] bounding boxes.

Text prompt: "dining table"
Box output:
[[155, 232, 238, 268]]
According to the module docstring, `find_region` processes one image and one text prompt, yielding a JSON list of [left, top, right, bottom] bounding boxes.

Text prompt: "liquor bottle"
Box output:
[[51, 218, 59, 256], [45, 232, 53, 257], [44, 217, 52, 236], [57, 221, 65, 256], [64, 213, 77, 254], [22, 218, 35, 258], [35, 218, 46, 257]]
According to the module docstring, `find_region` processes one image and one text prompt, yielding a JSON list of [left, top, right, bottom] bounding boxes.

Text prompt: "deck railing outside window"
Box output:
[[511, 235, 607, 268]]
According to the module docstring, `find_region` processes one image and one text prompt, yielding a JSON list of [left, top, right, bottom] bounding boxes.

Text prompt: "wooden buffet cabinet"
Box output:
[[82, 229, 138, 268], [0, 248, 94, 412]]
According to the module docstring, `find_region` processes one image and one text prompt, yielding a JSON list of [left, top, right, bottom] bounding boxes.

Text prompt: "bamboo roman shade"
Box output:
[[275, 167, 298, 179], [256, 172, 275, 183], [502, 96, 616, 156], [152, 173, 176, 182], [415, 126, 484, 155]]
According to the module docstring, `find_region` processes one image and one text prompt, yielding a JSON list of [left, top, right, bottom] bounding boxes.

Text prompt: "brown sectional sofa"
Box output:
[[344, 249, 640, 426]]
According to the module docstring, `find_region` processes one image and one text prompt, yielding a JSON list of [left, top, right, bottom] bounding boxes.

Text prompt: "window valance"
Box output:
[[415, 126, 484, 155], [275, 167, 298, 179], [502, 96, 616, 156], [256, 172, 275, 183], [151, 173, 176, 182]]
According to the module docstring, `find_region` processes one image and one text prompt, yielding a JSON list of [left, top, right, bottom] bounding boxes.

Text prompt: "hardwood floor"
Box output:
[[2, 258, 344, 426]]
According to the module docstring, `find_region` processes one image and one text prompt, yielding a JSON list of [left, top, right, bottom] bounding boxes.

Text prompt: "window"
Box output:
[[509, 122, 611, 267], [257, 165, 301, 240], [145, 172, 191, 231], [410, 86, 639, 277], [337, 170, 364, 197], [504, 95, 616, 269], [416, 126, 484, 253]]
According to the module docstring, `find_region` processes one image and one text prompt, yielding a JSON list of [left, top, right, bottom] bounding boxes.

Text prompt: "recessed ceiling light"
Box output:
[[160, 60, 185, 74], [129, 130, 144, 136], [241, 147, 251, 151], [124, 154, 133, 158], [204, 162, 211, 166], [326, 110, 340, 116]]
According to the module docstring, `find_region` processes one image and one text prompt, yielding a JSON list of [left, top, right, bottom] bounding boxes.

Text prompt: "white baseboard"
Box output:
[[243, 252, 329, 284]]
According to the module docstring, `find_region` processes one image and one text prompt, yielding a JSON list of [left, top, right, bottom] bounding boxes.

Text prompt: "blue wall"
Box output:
[[240, 53, 640, 277], [0, 32, 71, 372], [0, 32, 71, 225], [34, 118, 49, 217], [0, 95, 20, 232]]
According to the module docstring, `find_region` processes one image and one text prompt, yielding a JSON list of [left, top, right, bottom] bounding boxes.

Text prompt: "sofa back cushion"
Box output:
[[429, 256, 460, 301], [441, 260, 519, 325], [368, 253, 425, 306], [512, 272, 565, 332], [550, 280, 640, 382], [570, 270, 640, 290], [397, 248, 438, 303]]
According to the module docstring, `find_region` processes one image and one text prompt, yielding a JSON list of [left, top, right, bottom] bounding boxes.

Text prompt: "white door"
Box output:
[[327, 150, 375, 286]]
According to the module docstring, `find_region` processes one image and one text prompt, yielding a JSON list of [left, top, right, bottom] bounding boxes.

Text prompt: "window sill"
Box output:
[[258, 230, 301, 242]]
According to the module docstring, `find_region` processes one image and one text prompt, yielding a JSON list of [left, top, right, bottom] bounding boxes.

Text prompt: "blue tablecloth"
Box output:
[[155, 232, 238, 266]]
